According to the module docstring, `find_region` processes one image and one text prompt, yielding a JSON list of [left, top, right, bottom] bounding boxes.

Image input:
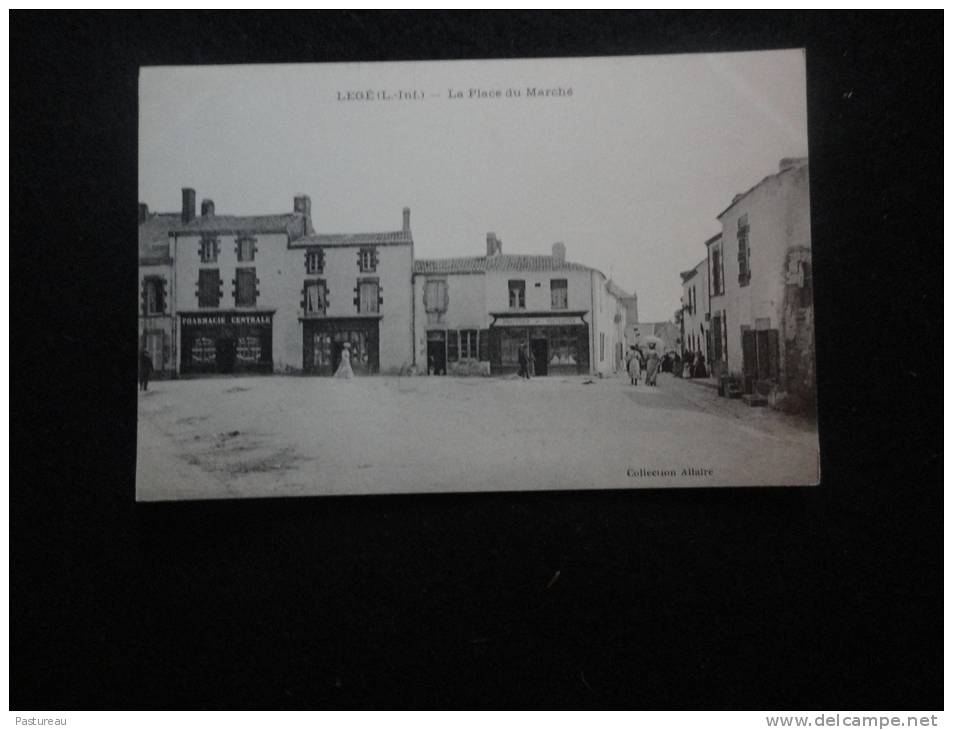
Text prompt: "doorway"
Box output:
[[426, 331, 447, 375], [531, 338, 548, 376], [215, 337, 236, 373]]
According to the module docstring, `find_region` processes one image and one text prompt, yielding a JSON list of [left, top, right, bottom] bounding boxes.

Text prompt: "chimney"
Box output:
[[486, 232, 502, 257], [138, 202, 149, 224], [402, 207, 411, 232], [552, 241, 566, 263], [181, 187, 196, 223], [293, 194, 311, 218], [201, 199, 215, 217]]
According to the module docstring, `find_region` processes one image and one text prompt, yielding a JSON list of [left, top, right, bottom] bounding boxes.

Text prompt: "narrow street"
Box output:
[[137, 373, 819, 501]]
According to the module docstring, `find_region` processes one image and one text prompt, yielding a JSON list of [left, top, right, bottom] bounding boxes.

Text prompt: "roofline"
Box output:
[[703, 232, 722, 247], [716, 159, 808, 220]]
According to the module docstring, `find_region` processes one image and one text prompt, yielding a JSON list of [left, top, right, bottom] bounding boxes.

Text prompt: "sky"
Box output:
[[140, 51, 808, 322]]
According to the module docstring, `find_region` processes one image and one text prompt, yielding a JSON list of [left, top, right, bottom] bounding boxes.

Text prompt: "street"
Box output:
[[136, 372, 819, 501]]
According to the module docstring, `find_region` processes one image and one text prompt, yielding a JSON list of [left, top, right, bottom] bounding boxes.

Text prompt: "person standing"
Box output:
[[139, 348, 153, 392], [645, 343, 661, 386], [334, 342, 354, 379], [517, 343, 528, 378], [527, 344, 536, 378], [626, 346, 640, 386]]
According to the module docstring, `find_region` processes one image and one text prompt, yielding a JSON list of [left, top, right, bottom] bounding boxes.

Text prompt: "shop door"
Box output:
[[215, 337, 236, 373], [146, 332, 163, 372], [427, 339, 446, 375], [531, 338, 548, 376]]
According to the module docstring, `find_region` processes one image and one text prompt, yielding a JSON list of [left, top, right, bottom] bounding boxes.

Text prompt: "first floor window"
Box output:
[[359, 280, 380, 313], [711, 246, 724, 295], [235, 268, 257, 307], [550, 279, 568, 310], [198, 269, 221, 308], [508, 279, 526, 309], [305, 280, 328, 314], [425, 279, 448, 313], [143, 277, 165, 315]]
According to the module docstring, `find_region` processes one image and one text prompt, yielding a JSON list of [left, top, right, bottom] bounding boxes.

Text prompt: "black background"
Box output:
[[11, 11, 942, 709]]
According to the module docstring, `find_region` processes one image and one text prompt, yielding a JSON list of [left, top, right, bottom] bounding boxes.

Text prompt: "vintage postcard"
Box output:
[[137, 51, 818, 500]]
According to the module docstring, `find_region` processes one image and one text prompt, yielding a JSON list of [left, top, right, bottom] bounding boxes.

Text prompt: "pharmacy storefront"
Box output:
[[179, 311, 275, 375], [488, 311, 590, 376]]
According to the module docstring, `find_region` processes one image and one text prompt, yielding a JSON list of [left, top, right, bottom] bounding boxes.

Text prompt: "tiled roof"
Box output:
[[414, 254, 593, 275], [138, 213, 179, 264], [292, 230, 412, 248], [169, 213, 307, 239]]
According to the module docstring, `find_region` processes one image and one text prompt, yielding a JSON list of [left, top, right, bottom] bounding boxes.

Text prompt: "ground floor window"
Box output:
[[302, 318, 379, 375], [493, 324, 588, 375], [180, 315, 274, 375]]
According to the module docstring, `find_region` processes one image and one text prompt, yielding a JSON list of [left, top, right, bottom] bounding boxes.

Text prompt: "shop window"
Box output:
[[234, 268, 258, 307], [358, 247, 378, 273], [191, 337, 216, 364], [550, 279, 568, 310], [305, 248, 324, 275], [459, 330, 478, 359], [199, 236, 219, 264], [236, 236, 257, 262], [737, 214, 751, 287], [142, 276, 166, 315], [197, 269, 222, 308], [357, 279, 380, 314], [303, 280, 328, 315], [508, 280, 526, 309], [236, 336, 262, 363], [424, 279, 448, 313]]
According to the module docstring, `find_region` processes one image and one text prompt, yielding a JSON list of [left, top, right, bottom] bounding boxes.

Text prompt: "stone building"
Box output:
[[707, 158, 814, 408], [679, 251, 711, 363], [158, 188, 413, 376], [138, 204, 179, 378], [413, 235, 625, 376]]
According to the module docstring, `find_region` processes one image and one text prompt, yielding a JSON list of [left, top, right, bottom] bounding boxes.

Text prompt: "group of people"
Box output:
[[625, 344, 709, 387], [626, 343, 661, 387]]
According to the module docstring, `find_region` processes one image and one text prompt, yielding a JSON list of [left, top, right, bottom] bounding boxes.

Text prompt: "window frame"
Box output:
[[197, 269, 222, 309], [550, 278, 568, 310], [508, 279, 526, 310], [234, 267, 258, 308]]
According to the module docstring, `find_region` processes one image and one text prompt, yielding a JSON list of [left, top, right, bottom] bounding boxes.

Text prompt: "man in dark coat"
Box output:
[[139, 348, 154, 391], [517, 344, 528, 379]]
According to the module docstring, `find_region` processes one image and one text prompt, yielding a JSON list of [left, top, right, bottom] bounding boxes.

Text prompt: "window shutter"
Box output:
[[422, 282, 429, 310], [479, 329, 489, 361], [442, 282, 449, 311], [371, 248, 379, 270], [140, 279, 148, 316], [447, 330, 458, 362]]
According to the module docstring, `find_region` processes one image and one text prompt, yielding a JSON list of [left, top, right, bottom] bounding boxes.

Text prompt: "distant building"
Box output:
[[679, 248, 712, 363], [138, 205, 178, 378], [708, 158, 813, 406], [630, 321, 679, 352], [413, 236, 625, 376]]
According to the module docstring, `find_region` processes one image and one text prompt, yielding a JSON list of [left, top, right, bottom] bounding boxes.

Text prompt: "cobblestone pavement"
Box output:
[[137, 372, 820, 501]]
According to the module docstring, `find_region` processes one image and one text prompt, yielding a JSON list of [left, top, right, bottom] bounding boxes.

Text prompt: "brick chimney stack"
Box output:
[[138, 203, 149, 224], [201, 199, 215, 217], [486, 232, 502, 257], [552, 241, 566, 263], [181, 187, 196, 223], [403, 207, 411, 232]]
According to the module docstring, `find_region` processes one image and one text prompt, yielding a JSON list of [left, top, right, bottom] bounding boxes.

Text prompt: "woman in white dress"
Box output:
[[334, 342, 354, 379]]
